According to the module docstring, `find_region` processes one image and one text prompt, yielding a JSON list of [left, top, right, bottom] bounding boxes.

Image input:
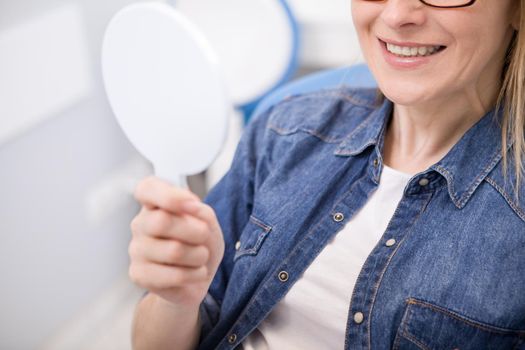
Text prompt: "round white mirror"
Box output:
[[102, 2, 230, 187]]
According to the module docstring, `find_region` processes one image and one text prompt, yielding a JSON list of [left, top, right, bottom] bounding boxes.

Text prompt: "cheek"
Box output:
[[351, 2, 377, 36], [447, 22, 512, 80], [351, 4, 378, 56], [444, 7, 514, 59]]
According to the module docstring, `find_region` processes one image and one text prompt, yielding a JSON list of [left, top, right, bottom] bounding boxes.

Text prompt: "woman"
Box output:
[[129, 0, 525, 349]]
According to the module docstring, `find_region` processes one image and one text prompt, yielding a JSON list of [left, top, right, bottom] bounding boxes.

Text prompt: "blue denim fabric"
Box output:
[[199, 88, 525, 349]]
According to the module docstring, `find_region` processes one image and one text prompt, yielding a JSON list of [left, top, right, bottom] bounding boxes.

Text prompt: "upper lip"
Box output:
[[378, 36, 445, 47]]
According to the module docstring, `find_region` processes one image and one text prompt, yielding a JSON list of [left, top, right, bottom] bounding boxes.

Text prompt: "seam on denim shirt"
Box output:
[[341, 110, 375, 144], [249, 215, 272, 232], [393, 301, 430, 350], [266, 90, 377, 143], [281, 88, 379, 108], [406, 298, 525, 336], [401, 332, 431, 350], [433, 149, 502, 209], [267, 124, 345, 143], [341, 171, 377, 330], [336, 112, 384, 157], [460, 149, 502, 207], [233, 215, 273, 261], [391, 299, 409, 350], [266, 102, 375, 143], [267, 102, 378, 148], [433, 164, 468, 208], [485, 176, 525, 222], [365, 191, 435, 350], [343, 170, 393, 350]]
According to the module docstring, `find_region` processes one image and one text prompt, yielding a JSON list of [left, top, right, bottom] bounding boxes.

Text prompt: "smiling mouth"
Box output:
[[380, 39, 446, 57]]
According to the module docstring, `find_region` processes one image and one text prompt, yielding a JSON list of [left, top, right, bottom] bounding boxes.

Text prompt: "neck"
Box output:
[[382, 88, 499, 174]]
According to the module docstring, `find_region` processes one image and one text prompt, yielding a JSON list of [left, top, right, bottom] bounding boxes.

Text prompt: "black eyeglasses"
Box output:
[[361, 0, 476, 9]]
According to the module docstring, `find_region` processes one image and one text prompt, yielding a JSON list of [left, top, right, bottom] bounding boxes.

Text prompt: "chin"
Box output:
[[376, 79, 433, 107]]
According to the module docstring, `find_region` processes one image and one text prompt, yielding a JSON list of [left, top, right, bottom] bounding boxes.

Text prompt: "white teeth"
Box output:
[[386, 42, 441, 57]]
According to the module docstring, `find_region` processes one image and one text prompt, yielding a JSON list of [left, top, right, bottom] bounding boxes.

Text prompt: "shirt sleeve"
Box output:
[[199, 107, 275, 338]]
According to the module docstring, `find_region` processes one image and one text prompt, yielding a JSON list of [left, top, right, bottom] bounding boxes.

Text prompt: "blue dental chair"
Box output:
[[250, 63, 377, 121]]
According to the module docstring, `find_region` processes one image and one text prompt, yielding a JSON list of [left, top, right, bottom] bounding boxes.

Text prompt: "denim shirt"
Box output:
[[199, 88, 525, 349]]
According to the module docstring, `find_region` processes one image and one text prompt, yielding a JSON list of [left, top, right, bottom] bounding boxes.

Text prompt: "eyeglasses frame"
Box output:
[[363, 0, 477, 9], [421, 0, 476, 8]]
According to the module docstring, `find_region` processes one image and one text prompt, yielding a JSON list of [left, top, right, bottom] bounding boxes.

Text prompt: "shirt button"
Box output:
[[385, 238, 396, 247], [235, 241, 241, 250], [373, 158, 379, 167], [228, 333, 237, 344], [419, 178, 430, 186], [333, 212, 345, 222], [278, 271, 289, 282], [354, 312, 364, 324]]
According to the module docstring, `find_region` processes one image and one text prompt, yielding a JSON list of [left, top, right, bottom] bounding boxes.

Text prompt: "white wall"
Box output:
[[0, 1, 156, 349], [287, 0, 364, 68]]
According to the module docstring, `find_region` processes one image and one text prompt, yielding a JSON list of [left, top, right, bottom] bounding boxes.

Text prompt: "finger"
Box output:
[[129, 262, 207, 290], [134, 176, 200, 213], [130, 236, 209, 267], [179, 201, 221, 233], [139, 209, 211, 244]]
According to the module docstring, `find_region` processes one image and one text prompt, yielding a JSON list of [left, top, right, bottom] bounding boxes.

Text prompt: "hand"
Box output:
[[128, 176, 225, 309]]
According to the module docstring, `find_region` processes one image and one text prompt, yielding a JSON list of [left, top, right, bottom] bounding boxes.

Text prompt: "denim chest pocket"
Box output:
[[393, 298, 525, 350], [233, 215, 272, 261]]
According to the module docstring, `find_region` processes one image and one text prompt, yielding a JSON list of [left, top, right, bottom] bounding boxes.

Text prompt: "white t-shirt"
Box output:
[[242, 165, 412, 350]]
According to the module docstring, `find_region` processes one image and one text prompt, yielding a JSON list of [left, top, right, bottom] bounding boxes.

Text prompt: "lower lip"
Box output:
[[379, 39, 444, 69]]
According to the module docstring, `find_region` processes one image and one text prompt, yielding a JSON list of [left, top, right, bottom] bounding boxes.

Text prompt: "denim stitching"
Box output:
[[342, 106, 390, 158], [282, 88, 378, 108], [401, 331, 431, 350], [392, 299, 412, 350], [407, 298, 525, 336], [268, 104, 375, 143], [267, 125, 345, 144], [335, 116, 381, 156], [346, 112, 375, 140], [233, 236, 268, 261], [433, 165, 460, 207], [433, 149, 502, 209], [267, 90, 378, 144], [395, 300, 431, 350], [249, 215, 272, 232], [233, 216, 273, 261], [366, 191, 435, 349], [485, 176, 525, 223], [456, 149, 503, 208]]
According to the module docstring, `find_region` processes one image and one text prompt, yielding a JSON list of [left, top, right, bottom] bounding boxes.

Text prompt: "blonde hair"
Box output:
[[498, 0, 525, 197]]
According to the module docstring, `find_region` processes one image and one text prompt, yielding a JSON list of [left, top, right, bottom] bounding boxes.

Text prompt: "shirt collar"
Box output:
[[335, 97, 509, 209], [334, 97, 391, 157]]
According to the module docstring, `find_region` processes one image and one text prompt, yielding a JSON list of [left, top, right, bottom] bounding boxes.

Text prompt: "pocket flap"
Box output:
[[393, 298, 525, 350], [233, 215, 272, 261]]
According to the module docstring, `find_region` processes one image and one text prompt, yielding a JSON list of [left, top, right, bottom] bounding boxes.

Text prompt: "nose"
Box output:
[[380, 0, 427, 30]]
